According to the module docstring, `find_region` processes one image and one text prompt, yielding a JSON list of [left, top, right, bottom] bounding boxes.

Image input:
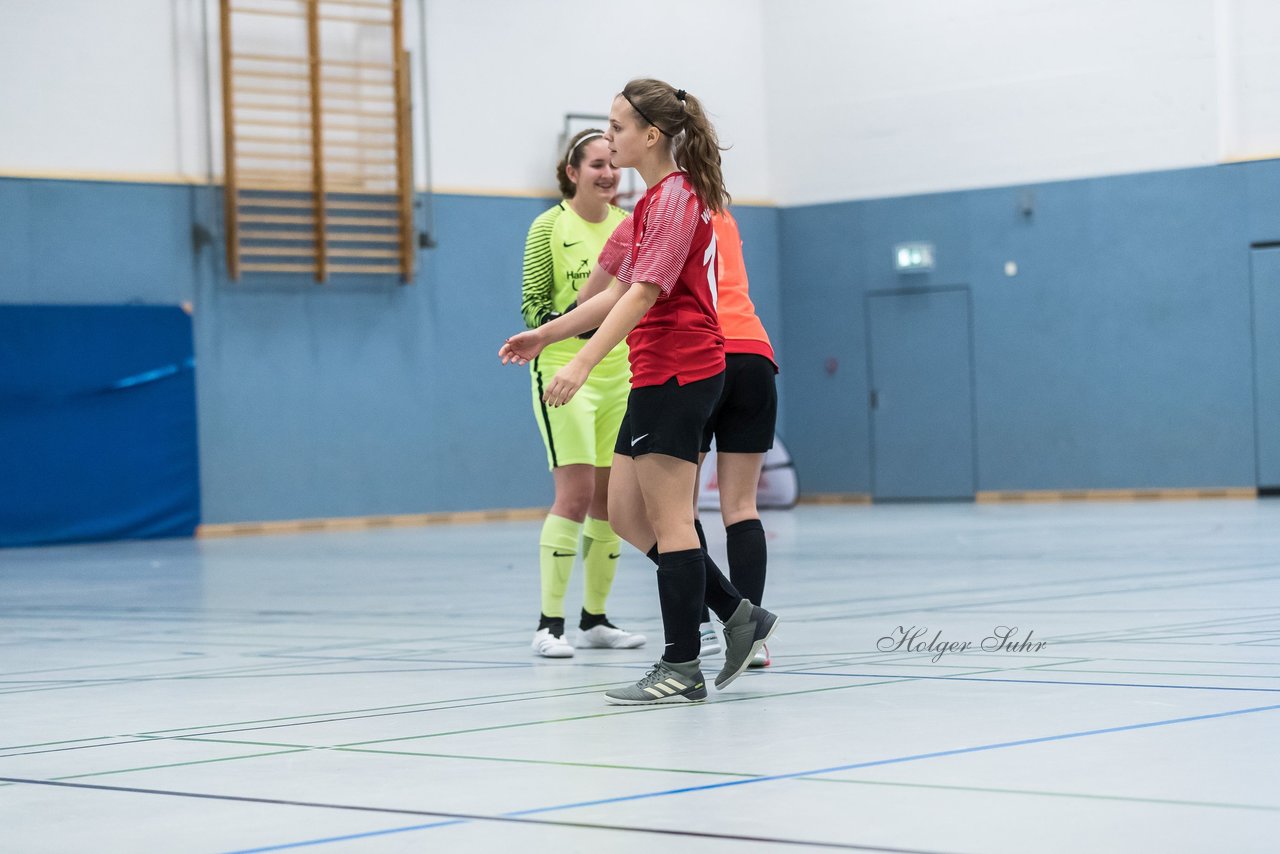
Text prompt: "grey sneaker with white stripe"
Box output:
[[604, 659, 707, 705]]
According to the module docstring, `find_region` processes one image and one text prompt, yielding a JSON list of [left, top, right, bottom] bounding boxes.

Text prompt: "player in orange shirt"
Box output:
[[696, 209, 779, 667]]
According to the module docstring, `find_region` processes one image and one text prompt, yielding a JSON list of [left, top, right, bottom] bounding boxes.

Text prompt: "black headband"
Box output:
[[623, 92, 678, 137]]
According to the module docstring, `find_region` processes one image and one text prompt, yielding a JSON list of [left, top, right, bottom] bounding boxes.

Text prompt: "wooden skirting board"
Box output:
[[796, 494, 874, 505], [197, 506, 548, 538], [198, 487, 1258, 538], [976, 487, 1257, 503], [797, 489, 1256, 505]]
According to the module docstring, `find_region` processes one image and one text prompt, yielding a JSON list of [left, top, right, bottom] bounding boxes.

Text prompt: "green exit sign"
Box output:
[[894, 242, 935, 273]]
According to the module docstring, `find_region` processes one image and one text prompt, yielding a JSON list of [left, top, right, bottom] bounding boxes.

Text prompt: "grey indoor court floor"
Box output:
[[2, 500, 1279, 853]]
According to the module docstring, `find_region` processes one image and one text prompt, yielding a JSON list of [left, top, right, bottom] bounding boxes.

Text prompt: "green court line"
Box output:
[[0, 677, 990, 790], [805, 569, 1280, 624], [1, 682, 627, 753], [333, 676, 946, 748], [0, 688, 613, 756], [0, 735, 118, 751], [135, 683, 625, 736], [0, 654, 439, 697], [1027, 667, 1280, 681], [3, 679, 692, 758], [1, 667, 1007, 760], [0, 655, 214, 679], [1029, 660, 1280, 670], [778, 559, 1279, 616], [0, 748, 311, 790], [335, 747, 759, 778], [799, 776, 1280, 812], [51, 749, 313, 781], [951, 607, 1280, 613], [82, 675, 928, 761], [132, 667, 1019, 753], [171, 737, 318, 749], [1044, 610, 1280, 638], [335, 708, 658, 746]]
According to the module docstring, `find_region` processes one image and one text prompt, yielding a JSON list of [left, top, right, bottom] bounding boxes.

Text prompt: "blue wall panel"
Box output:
[[0, 177, 785, 526], [4, 159, 1277, 527], [1251, 248, 1280, 487], [0, 178, 198, 305], [777, 161, 1280, 495], [194, 193, 559, 522]]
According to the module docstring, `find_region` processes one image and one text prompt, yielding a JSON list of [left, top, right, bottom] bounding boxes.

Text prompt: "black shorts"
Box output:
[[615, 373, 725, 464], [701, 353, 777, 454]]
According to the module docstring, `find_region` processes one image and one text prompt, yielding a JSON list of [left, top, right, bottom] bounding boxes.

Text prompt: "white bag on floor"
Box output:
[[698, 434, 798, 511]]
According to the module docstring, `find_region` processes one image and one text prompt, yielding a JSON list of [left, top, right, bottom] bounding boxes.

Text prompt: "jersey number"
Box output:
[[703, 228, 718, 308]]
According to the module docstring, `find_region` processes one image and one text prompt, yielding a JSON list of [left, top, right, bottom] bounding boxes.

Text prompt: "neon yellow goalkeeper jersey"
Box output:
[[521, 201, 629, 367]]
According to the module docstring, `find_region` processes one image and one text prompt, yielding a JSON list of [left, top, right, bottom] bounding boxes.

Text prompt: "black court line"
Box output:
[[801, 570, 1280, 624], [0, 777, 955, 854], [773, 559, 1280, 620], [0, 676, 692, 758], [775, 669, 1280, 694], [0, 661, 530, 695], [8, 649, 1272, 761]]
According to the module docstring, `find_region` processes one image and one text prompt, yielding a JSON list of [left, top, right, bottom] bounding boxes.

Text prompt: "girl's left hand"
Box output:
[[499, 330, 544, 365], [543, 360, 589, 407]]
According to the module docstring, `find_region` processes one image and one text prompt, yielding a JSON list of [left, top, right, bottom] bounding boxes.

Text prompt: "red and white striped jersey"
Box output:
[[597, 172, 724, 388]]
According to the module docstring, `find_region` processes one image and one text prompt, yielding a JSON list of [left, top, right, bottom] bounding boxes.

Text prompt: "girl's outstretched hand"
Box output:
[[499, 330, 544, 365], [542, 359, 589, 407]]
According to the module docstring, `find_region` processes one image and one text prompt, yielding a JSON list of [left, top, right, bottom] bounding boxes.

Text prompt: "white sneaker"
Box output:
[[576, 622, 646, 649], [699, 622, 721, 657], [748, 643, 771, 668], [531, 628, 574, 658]]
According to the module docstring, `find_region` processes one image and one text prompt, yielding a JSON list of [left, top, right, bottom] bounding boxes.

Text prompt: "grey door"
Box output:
[[1252, 247, 1280, 489], [867, 288, 976, 500]]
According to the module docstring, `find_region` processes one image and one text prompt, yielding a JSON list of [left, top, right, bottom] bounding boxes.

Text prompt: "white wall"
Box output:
[[762, 0, 1280, 205], [0, 0, 186, 179], [422, 0, 772, 200], [0, 0, 773, 201], [1, 0, 1277, 205], [1219, 0, 1280, 160]]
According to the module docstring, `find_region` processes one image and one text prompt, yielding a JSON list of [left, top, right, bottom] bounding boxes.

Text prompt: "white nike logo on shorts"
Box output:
[[631, 434, 649, 446]]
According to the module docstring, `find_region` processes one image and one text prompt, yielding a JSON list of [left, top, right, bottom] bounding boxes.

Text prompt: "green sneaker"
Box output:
[[604, 659, 707, 705], [716, 600, 779, 689]]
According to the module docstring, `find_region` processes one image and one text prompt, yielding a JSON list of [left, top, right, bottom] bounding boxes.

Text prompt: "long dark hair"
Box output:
[[620, 78, 729, 213]]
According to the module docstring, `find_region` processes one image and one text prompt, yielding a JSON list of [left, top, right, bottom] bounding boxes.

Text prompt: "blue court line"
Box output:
[[225, 820, 466, 853], [225, 701, 1280, 851], [505, 701, 1280, 816]]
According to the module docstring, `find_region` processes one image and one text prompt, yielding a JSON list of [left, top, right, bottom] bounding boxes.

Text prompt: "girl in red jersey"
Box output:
[[501, 79, 778, 704]]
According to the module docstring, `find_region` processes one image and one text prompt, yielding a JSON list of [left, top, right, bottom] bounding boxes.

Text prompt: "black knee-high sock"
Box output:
[[656, 548, 705, 663], [726, 518, 767, 606], [702, 551, 742, 622], [695, 520, 712, 624], [649, 530, 740, 624]]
